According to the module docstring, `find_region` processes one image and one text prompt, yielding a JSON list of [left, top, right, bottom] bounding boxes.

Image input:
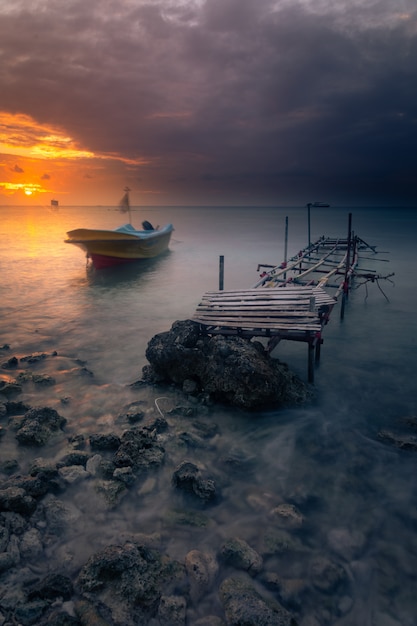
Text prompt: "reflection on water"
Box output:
[[84, 250, 172, 287], [1, 205, 417, 624]]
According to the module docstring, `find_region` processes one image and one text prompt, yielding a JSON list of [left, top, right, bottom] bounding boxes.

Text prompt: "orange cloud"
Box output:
[[0, 112, 95, 160], [0, 112, 149, 201], [0, 112, 147, 165]]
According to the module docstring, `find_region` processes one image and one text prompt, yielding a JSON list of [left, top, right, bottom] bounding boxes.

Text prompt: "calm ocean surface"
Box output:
[[1, 204, 417, 624]]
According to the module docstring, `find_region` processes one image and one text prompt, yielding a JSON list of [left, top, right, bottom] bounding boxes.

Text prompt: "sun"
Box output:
[[24, 189, 33, 196]]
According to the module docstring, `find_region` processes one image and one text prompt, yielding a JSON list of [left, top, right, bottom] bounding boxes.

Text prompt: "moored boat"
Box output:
[[311, 201, 330, 207], [65, 188, 174, 269]]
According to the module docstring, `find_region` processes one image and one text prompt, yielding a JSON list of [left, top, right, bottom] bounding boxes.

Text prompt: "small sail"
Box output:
[[118, 186, 132, 224], [119, 188, 130, 213]]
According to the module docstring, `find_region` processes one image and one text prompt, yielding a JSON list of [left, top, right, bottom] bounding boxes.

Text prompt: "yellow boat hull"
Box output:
[[65, 224, 173, 268]]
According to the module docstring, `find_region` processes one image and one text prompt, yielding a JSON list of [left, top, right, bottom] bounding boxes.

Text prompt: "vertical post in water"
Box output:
[[340, 212, 352, 320], [219, 255, 224, 290], [308, 340, 315, 383], [307, 203, 312, 252], [284, 216, 288, 280]]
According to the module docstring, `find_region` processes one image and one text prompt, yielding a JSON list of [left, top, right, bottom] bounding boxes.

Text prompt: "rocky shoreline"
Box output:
[[1, 330, 415, 626]]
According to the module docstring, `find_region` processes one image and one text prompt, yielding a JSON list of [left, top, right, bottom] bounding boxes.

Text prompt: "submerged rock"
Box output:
[[219, 538, 263, 575], [269, 503, 304, 529], [219, 576, 295, 626], [1, 356, 19, 369], [113, 426, 165, 473], [27, 572, 74, 601], [142, 320, 311, 410], [172, 460, 217, 503], [377, 429, 417, 451], [185, 549, 219, 604], [157, 594, 187, 625], [0, 486, 37, 516], [309, 555, 349, 593], [0, 378, 22, 396], [15, 406, 67, 446], [89, 432, 121, 451], [76, 542, 184, 626]]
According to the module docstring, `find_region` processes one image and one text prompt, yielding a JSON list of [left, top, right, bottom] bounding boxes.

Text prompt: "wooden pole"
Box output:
[[315, 337, 322, 363], [219, 255, 224, 290], [308, 340, 315, 383], [284, 216, 288, 262], [284, 216, 288, 280], [341, 292, 346, 319], [341, 213, 352, 320], [307, 203, 311, 252]]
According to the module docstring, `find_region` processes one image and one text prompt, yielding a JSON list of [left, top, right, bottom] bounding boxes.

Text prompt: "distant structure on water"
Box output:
[[51, 199, 59, 208]]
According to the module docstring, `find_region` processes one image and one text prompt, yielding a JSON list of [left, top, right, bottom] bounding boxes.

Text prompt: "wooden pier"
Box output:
[[192, 214, 393, 382], [193, 286, 336, 382]]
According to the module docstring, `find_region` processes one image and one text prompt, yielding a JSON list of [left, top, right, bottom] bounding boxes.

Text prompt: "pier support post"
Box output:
[[284, 216, 288, 280], [341, 213, 352, 320], [308, 341, 315, 383], [219, 255, 224, 290], [340, 292, 346, 319], [315, 335, 322, 363]]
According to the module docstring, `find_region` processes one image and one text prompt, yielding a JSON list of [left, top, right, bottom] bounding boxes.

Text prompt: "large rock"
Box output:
[[143, 320, 311, 410]]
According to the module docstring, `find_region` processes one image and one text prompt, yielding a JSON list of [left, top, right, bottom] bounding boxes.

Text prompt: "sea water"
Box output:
[[1, 204, 417, 624]]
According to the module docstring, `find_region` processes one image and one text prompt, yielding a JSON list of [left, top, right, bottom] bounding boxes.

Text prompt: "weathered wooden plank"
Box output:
[[194, 312, 321, 324], [193, 284, 330, 343], [194, 320, 322, 332], [201, 296, 313, 306], [194, 309, 318, 319], [199, 299, 313, 309], [201, 297, 315, 309], [195, 326, 321, 335], [202, 287, 335, 306], [204, 288, 315, 297], [200, 300, 315, 311], [194, 318, 320, 328]]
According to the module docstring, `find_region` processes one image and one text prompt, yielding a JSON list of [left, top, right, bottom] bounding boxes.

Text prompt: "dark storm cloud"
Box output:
[[1, 0, 416, 204]]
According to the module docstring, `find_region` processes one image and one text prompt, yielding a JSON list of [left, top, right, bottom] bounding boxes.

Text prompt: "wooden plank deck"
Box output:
[[193, 287, 336, 382], [194, 287, 336, 330]]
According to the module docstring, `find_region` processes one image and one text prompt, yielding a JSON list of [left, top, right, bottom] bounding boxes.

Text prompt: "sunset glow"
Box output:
[[0, 113, 94, 160], [0, 0, 416, 206], [0, 112, 147, 203]]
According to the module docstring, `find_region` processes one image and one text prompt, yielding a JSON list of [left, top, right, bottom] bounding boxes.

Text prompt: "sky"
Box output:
[[0, 0, 416, 207]]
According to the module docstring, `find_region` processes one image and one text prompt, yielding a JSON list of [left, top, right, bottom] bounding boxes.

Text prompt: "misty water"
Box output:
[[1, 204, 417, 625]]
